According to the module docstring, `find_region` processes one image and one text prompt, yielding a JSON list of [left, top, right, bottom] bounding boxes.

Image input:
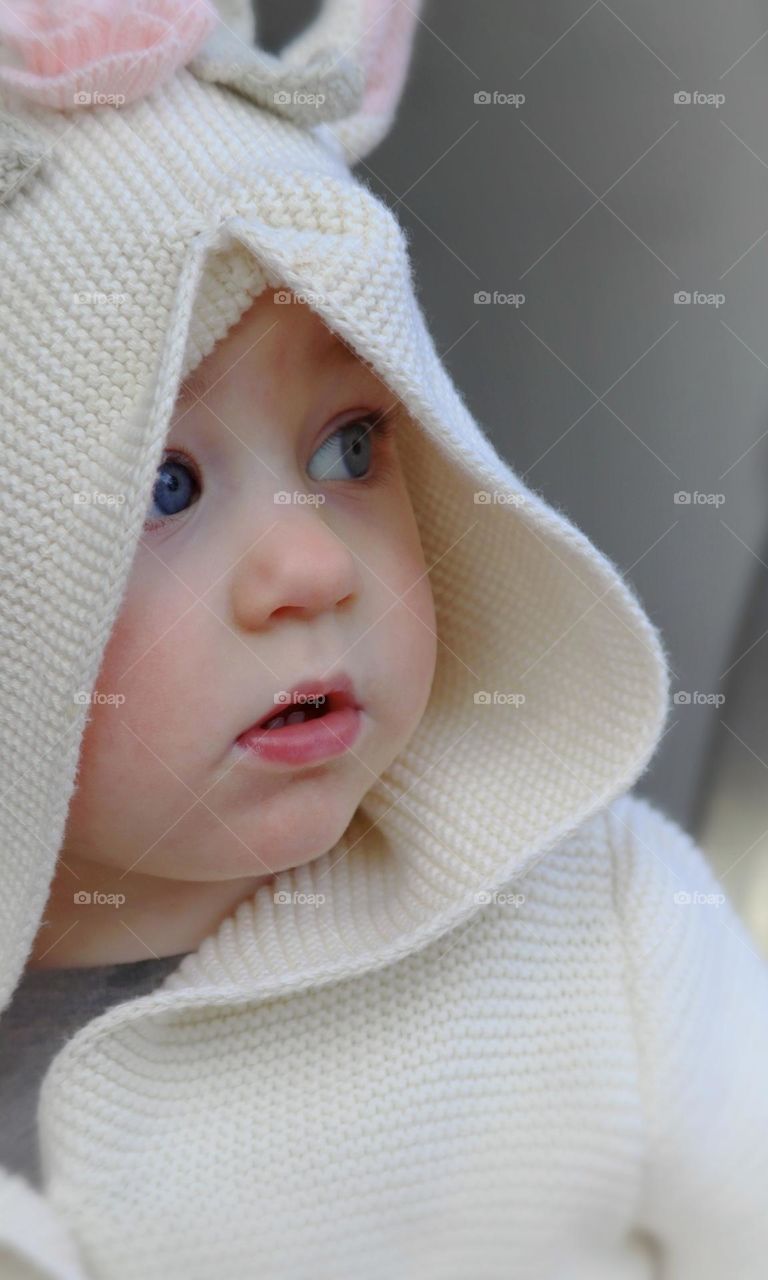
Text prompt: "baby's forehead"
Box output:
[[176, 290, 375, 410]]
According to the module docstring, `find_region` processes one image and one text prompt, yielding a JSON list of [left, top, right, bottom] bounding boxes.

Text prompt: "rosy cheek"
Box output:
[[89, 595, 184, 750], [105, 591, 233, 770], [386, 521, 434, 625]]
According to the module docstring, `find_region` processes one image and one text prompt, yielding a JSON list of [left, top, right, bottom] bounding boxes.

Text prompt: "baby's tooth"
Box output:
[[286, 710, 306, 726]]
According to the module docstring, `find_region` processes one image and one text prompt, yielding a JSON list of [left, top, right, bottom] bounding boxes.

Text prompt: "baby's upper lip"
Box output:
[[241, 672, 360, 734]]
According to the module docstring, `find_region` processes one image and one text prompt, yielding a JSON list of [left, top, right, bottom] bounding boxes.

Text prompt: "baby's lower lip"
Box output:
[[235, 705, 363, 767]]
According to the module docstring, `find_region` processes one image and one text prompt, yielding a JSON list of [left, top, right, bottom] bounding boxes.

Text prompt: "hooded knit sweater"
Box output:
[[0, 3, 767, 1279], [0, 953, 188, 1188]]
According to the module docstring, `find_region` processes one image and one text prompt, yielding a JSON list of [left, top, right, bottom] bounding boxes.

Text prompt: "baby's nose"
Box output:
[[229, 507, 358, 630]]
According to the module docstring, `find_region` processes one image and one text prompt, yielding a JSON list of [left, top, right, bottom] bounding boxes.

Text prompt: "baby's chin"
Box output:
[[137, 779, 363, 884]]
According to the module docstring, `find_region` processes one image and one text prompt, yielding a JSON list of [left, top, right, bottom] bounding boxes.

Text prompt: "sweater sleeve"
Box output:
[[0, 1168, 91, 1279], [608, 792, 768, 1280]]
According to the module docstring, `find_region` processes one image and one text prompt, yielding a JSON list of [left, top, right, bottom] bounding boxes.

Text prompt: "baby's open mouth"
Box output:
[[235, 677, 363, 765], [260, 696, 331, 732], [243, 676, 360, 737]]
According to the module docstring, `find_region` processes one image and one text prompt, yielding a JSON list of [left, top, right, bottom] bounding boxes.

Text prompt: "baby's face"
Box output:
[[62, 289, 437, 886]]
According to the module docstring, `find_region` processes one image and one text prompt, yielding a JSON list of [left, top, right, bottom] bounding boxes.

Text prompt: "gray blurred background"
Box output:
[[260, 0, 768, 951]]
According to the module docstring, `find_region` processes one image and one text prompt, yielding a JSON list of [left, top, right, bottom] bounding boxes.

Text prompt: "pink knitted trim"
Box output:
[[0, 0, 219, 109]]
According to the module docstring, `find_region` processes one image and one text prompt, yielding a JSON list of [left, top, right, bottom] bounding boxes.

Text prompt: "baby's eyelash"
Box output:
[[352, 405, 400, 448], [369, 405, 400, 435], [338, 405, 398, 436], [320, 405, 401, 488]]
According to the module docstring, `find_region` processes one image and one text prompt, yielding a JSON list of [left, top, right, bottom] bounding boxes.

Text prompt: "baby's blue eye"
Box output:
[[146, 454, 200, 524], [307, 418, 377, 482], [144, 412, 396, 531]]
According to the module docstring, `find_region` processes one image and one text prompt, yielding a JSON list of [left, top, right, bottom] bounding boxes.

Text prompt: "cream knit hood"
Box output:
[[0, 0, 672, 1025]]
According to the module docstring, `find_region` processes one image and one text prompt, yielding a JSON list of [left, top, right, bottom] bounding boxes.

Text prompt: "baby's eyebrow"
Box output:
[[320, 334, 385, 388], [176, 362, 215, 407], [313, 326, 364, 369]]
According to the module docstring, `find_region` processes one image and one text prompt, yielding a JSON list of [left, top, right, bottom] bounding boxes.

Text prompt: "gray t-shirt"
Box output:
[[0, 952, 188, 1188]]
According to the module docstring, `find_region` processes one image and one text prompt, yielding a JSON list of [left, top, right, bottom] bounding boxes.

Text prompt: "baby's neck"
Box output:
[[25, 854, 276, 970]]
